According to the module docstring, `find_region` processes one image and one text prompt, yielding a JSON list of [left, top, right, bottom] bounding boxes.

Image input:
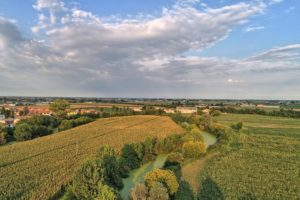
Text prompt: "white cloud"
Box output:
[[244, 25, 265, 32], [1, 1, 300, 99]]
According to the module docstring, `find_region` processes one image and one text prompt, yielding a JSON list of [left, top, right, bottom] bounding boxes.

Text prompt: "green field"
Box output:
[[0, 115, 184, 200], [183, 114, 300, 199]]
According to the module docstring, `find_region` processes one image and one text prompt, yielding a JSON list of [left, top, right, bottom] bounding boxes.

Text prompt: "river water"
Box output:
[[120, 132, 217, 199]]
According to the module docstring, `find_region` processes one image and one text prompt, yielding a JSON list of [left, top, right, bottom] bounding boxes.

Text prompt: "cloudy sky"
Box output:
[[0, 0, 299, 99]]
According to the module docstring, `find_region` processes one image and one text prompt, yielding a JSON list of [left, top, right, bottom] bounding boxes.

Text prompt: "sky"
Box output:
[[0, 0, 299, 99]]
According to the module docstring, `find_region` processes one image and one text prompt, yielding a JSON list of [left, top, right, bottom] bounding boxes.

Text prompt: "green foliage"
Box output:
[[68, 146, 122, 199], [14, 123, 32, 141], [196, 133, 300, 199], [58, 120, 74, 131], [58, 117, 94, 131], [155, 134, 183, 154], [215, 106, 300, 118], [50, 99, 70, 118], [145, 168, 179, 195], [174, 181, 194, 200], [121, 144, 141, 170], [230, 122, 243, 132], [143, 137, 157, 161], [68, 160, 101, 199], [148, 182, 169, 200], [182, 141, 206, 158], [210, 110, 222, 117], [197, 177, 224, 200], [95, 184, 118, 200], [96, 147, 123, 190], [0, 116, 183, 199]]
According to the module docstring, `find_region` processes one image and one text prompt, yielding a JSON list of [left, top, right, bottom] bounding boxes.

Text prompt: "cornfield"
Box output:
[[0, 115, 184, 200]]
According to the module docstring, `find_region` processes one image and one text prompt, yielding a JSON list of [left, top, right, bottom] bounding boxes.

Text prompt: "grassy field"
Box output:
[[0, 115, 184, 200], [182, 114, 300, 199]]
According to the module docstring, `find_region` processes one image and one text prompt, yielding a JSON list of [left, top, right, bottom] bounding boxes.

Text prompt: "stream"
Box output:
[[120, 132, 217, 199]]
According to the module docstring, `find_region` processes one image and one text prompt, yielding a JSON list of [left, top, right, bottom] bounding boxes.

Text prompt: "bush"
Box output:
[[58, 120, 74, 131], [14, 123, 32, 141], [73, 117, 94, 126], [182, 141, 206, 158], [118, 144, 141, 177], [155, 134, 183, 154], [231, 122, 243, 132], [31, 125, 52, 137], [211, 110, 222, 117], [0, 131, 7, 145], [174, 181, 194, 200], [130, 183, 148, 200], [148, 182, 169, 200], [145, 168, 179, 195]]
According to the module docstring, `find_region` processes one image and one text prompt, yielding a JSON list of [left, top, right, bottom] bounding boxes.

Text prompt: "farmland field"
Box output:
[[184, 114, 300, 199], [0, 115, 184, 200]]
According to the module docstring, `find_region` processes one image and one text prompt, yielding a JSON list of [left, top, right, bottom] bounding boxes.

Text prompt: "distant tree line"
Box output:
[[213, 107, 300, 118]]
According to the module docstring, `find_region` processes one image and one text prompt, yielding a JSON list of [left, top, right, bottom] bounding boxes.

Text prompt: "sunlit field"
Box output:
[[0, 115, 184, 200]]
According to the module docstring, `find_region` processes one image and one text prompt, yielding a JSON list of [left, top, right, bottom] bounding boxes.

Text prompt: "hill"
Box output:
[[0, 115, 184, 200]]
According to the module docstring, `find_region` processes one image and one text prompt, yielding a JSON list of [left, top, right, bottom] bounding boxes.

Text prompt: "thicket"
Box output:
[[214, 106, 300, 118]]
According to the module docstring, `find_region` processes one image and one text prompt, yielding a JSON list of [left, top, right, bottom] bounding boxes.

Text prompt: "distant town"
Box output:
[[1, 96, 299, 128]]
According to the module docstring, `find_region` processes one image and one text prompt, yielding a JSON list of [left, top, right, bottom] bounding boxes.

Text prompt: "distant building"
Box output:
[[0, 114, 4, 120]]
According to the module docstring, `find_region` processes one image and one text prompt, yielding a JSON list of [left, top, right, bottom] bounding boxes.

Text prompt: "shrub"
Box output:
[[148, 182, 169, 200], [145, 168, 179, 195], [0, 131, 7, 145], [58, 120, 74, 131], [174, 181, 194, 200], [68, 160, 100, 199], [73, 117, 94, 126], [14, 123, 32, 141], [118, 144, 141, 177], [130, 183, 148, 200], [211, 110, 222, 117], [182, 141, 206, 158], [231, 122, 243, 132], [96, 146, 123, 190]]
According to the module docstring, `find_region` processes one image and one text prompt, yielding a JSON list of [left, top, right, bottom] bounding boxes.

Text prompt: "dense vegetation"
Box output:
[[0, 100, 144, 145], [0, 116, 184, 200], [214, 106, 300, 118], [190, 113, 300, 199]]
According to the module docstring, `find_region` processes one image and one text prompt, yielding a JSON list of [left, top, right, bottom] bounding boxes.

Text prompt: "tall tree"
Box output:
[[49, 99, 70, 119]]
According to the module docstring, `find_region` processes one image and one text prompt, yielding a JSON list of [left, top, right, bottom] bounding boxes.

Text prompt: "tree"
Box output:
[[148, 182, 169, 200], [145, 168, 179, 195], [68, 160, 101, 199], [49, 99, 70, 118], [182, 141, 206, 158], [95, 184, 118, 200], [174, 181, 194, 200], [96, 146, 123, 190], [130, 183, 148, 200], [14, 123, 32, 141], [119, 144, 141, 174], [58, 120, 74, 131]]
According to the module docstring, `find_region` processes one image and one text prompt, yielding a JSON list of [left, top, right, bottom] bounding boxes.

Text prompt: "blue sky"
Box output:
[[0, 0, 299, 99]]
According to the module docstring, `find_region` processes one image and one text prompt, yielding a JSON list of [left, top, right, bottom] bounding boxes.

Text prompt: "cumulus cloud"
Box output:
[[0, 0, 299, 99]]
